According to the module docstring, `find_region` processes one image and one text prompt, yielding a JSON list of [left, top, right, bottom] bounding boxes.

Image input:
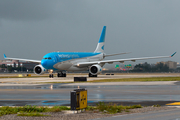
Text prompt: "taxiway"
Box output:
[[0, 74, 179, 106]]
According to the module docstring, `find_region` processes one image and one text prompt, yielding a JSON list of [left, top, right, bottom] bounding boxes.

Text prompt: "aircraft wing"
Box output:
[[104, 52, 131, 57], [75, 52, 177, 67], [4, 54, 41, 63]]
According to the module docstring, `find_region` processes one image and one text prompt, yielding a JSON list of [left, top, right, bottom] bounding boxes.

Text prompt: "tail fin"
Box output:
[[94, 26, 106, 53]]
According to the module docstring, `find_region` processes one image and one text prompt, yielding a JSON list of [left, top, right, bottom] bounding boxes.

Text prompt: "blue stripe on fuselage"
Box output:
[[41, 52, 101, 70]]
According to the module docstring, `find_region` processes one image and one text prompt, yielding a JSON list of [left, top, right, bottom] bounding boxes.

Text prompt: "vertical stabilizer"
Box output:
[[94, 26, 106, 53]]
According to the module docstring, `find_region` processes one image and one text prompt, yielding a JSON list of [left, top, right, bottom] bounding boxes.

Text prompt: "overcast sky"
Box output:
[[0, 0, 179, 66]]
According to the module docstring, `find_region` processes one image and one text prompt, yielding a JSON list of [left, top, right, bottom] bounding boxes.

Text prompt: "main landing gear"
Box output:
[[89, 73, 97, 77], [48, 70, 66, 78], [57, 72, 66, 77]]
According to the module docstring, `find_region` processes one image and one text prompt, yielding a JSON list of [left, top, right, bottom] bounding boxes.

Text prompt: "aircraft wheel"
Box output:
[[63, 73, 66, 77], [57, 72, 66, 77], [93, 75, 97, 77], [57, 73, 60, 77], [49, 74, 54, 78], [89, 73, 92, 77], [89, 73, 97, 77]]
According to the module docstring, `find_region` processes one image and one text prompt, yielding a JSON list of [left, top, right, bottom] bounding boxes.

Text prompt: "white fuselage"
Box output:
[[53, 53, 104, 71]]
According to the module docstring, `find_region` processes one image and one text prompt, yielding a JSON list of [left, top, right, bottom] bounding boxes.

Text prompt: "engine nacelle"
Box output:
[[89, 64, 102, 75], [34, 65, 47, 75]]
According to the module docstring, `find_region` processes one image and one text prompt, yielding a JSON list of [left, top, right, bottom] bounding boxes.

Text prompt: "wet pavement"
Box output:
[[95, 108, 180, 120], [0, 81, 180, 106], [0, 73, 179, 85]]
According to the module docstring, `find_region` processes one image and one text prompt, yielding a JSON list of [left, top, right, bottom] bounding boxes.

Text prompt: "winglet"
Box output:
[[3, 54, 7, 58], [170, 52, 176, 57]]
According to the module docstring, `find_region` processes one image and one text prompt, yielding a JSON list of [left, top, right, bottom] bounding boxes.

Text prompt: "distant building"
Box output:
[[0, 60, 19, 67], [156, 61, 177, 69], [0, 60, 38, 72]]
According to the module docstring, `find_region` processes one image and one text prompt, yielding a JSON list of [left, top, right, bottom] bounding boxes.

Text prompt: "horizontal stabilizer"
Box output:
[[4, 54, 7, 58]]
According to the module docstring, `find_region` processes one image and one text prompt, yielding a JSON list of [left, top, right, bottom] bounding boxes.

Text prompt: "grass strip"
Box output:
[[89, 77, 180, 82], [0, 76, 48, 79], [43, 77, 180, 84], [17, 112, 50, 117], [86, 102, 142, 114], [0, 102, 161, 116], [0, 105, 70, 117]]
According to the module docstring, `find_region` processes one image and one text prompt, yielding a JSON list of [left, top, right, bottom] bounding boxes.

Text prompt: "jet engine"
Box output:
[[89, 64, 102, 75], [34, 65, 46, 75]]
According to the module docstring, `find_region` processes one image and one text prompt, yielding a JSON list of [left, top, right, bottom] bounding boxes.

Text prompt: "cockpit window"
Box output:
[[43, 57, 51, 60]]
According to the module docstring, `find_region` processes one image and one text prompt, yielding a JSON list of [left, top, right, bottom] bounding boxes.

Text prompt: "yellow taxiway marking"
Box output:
[[166, 102, 180, 105]]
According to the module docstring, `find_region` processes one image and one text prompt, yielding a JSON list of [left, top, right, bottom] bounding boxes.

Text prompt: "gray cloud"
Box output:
[[0, 0, 56, 21]]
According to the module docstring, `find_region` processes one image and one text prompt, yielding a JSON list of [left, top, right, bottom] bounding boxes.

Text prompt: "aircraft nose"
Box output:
[[41, 60, 47, 67]]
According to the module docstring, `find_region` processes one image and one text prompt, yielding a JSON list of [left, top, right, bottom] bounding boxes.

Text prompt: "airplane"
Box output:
[[4, 26, 176, 78]]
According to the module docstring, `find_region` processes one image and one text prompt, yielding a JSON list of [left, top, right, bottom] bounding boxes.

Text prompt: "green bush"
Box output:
[[86, 106, 96, 111], [152, 104, 161, 107]]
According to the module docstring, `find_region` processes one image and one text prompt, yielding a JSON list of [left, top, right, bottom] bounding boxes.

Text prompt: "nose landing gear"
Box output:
[[49, 69, 54, 78], [49, 74, 54, 78]]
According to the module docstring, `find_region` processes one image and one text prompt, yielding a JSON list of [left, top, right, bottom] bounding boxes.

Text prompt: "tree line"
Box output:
[[132, 62, 169, 72]]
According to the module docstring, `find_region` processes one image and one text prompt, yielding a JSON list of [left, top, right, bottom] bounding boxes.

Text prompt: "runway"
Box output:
[[0, 74, 180, 106], [0, 73, 179, 85]]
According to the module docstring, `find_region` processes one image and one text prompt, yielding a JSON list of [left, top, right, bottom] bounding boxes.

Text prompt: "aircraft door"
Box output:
[[55, 55, 59, 62]]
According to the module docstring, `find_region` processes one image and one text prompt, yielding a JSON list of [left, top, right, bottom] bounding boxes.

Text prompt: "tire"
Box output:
[[89, 73, 92, 77], [57, 72, 66, 77], [63, 73, 66, 77], [89, 73, 97, 77], [57, 73, 60, 77]]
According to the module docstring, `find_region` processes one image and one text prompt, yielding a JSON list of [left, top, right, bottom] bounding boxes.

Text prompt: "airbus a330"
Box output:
[[4, 26, 176, 78]]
